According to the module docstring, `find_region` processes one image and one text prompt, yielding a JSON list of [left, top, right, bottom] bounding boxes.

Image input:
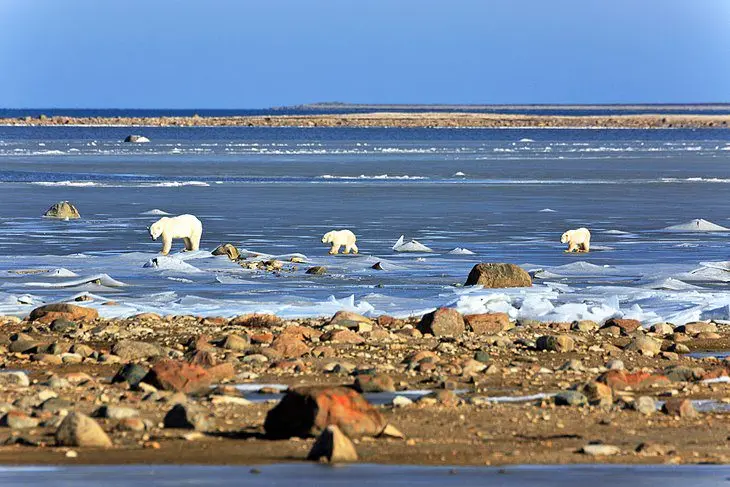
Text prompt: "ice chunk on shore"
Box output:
[[642, 277, 701, 291], [392, 235, 433, 253], [140, 209, 171, 216], [144, 256, 204, 273], [25, 274, 126, 289], [539, 208, 556, 213], [453, 171, 466, 177], [448, 248, 475, 255], [662, 219, 729, 232], [49, 268, 79, 277], [519, 138, 535, 143]]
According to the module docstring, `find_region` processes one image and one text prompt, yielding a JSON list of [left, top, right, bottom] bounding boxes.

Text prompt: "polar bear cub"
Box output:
[[321, 229, 358, 255], [561, 227, 591, 253], [149, 214, 203, 255]]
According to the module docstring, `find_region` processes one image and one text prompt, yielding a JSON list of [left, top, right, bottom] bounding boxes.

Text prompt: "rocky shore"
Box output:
[[0, 300, 729, 466], [3, 112, 730, 129]]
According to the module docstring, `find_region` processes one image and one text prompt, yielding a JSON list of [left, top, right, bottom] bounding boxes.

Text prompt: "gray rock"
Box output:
[[43, 201, 80, 219], [163, 403, 211, 431], [55, 412, 112, 447], [633, 396, 657, 415], [111, 340, 163, 361], [536, 335, 574, 352], [94, 405, 139, 420], [554, 391, 587, 407], [624, 336, 662, 356], [112, 363, 149, 387], [605, 359, 625, 371], [1, 411, 39, 429], [307, 425, 358, 463], [0, 372, 30, 388], [581, 444, 621, 456]]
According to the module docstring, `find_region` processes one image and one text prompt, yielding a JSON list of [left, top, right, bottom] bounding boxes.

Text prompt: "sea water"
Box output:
[[1, 125, 730, 324]]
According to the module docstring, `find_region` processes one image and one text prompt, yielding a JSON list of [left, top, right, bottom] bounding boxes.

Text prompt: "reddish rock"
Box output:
[[464, 263, 532, 288], [597, 370, 671, 390], [279, 325, 322, 341], [377, 315, 402, 329], [662, 398, 698, 418], [311, 346, 336, 358], [353, 374, 396, 393], [464, 313, 510, 334], [264, 386, 387, 439], [28, 303, 98, 324], [206, 362, 235, 382], [327, 310, 373, 329], [269, 335, 311, 358], [250, 332, 274, 344], [403, 350, 440, 365], [700, 368, 730, 381], [418, 308, 465, 337], [320, 329, 365, 344], [601, 318, 642, 335], [269, 358, 306, 372], [229, 313, 282, 328], [187, 334, 214, 352], [142, 359, 214, 394]]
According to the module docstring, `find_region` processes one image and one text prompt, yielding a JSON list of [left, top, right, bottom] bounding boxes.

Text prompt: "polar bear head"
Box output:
[[149, 218, 168, 240], [560, 230, 572, 244], [321, 231, 334, 244]]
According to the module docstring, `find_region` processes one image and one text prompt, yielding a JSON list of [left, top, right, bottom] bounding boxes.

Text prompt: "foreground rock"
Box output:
[[29, 303, 98, 324], [55, 412, 112, 447], [264, 386, 388, 439], [464, 263, 532, 288], [307, 425, 358, 463], [418, 308, 465, 337], [143, 359, 232, 394], [43, 201, 80, 219]]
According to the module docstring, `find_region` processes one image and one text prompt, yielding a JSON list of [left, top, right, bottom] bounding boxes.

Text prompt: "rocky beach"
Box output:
[[1, 274, 730, 466], [2, 111, 730, 129]]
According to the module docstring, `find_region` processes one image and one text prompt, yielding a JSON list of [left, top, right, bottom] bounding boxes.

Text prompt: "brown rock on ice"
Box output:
[[29, 303, 98, 324], [55, 412, 112, 447], [418, 308, 465, 337], [464, 312, 510, 334], [601, 318, 642, 335], [307, 425, 359, 463], [464, 263, 532, 288], [211, 243, 240, 260], [264, 386, 387, 439], [43, 201, 80, 219]]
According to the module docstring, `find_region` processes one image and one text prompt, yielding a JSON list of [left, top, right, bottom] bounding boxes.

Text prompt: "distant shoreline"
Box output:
[[2, 111, 729, 129]]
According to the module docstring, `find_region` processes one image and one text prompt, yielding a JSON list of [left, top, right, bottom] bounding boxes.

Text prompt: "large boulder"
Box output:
[[55, 412, 112, 447], [142, 359, 232, 394], [464, 263, 532, 288], [264, 386, 387, 439], [417, 308, 465, 337], [464, 312, 511, 334], [124, 135, 150, 143], [111, 340, 163, 361], [43, 201, 80, 219], [29, 303, 98, 324]]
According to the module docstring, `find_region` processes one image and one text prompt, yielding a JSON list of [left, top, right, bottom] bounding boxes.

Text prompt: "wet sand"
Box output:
[[2, 112, 730, 129]]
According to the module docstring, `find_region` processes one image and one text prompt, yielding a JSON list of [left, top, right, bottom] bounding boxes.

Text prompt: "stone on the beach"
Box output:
[[50, 319, 77, 333], [558, 359, 584, 371], [123, 135, 150, 143], [221, 334, 250, 352], [117, 417, 147, 432], [600, 318, 642, 335], [306, 266, 327, 275], [211, 243, 240, 260], [1, 411, 39, 429], [392, 395, 414, 407], [112, 363, 149, 387], [327, 310, 374, 330], [577, 381, 613, 407], [94, 405, 139, 420], [649, 322, 675, 335], [263, 386, 387, 439], [624, 336, 662, 356], [55, 412, 112, 447], [535, 334, 574, 352], [676, 322, 717, 335], [307, 425, 358, 463], [353, 373, 396, 393], [463, 312, 511, 334], [228, 313, 282, 328], [636, 441, 673, 456], [662, 398, 698, 418], [29, 303, 98, 324], [0, 371, 30, 388], [605, 359, 625, 370], [464, 263, 532, 288], [570, 320, 598, 332], [43, 201, 80, 219], [554, 391, 587, 407], [663, 365, 702, 382], [163, 403, 211, 431], [633, 396, 657, 415], [111, 340, 163, 361], [320, 329, 365, 344], [417, 308, 465, 337], [142, 359, 215, 394], [269, 335, 311, 358], [581, 444, 621, 456], [598, 370, 671, 390]]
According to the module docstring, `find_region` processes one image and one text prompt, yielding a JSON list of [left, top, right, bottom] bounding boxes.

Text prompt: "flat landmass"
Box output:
[[3, 111, 730, 129]]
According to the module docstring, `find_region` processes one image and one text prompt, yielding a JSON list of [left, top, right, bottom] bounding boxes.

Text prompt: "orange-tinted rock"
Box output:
[[376, 315, 402, 329], [279, 325, 322, 341], [464, 263, 532, 288], [597, 370, 671, 390], [269, 335, 311, 358], [264, 386, 387, 439], [327, 310, 373, 329], [662, 398, 698, 418], [250, 332, 274, 344], [700, 368, 730, 381], [418, 308, 465, 337], [29, 304, 98, 324], [464, 313, 510, 334], [142, 359, 213, 394], [320, 329, 365, 344], [601, 318, 642, 335]]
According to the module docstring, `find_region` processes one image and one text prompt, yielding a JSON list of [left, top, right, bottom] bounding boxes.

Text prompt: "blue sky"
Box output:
[[1, 0, 728, 108]]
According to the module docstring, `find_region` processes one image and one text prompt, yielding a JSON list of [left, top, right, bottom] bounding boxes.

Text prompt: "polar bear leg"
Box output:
[[566, 243, 578, 253], [581, 239, 590, 252], [351, 243, 359, 254], [161, 237, 172, 255], [329, 243, 341, 255], [189, 228, 201, 251], [182, 237, 192, 251], [343, 246, 351, 254]]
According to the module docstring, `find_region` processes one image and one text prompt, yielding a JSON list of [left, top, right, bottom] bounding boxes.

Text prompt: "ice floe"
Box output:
[[392, 236, 433, 253]]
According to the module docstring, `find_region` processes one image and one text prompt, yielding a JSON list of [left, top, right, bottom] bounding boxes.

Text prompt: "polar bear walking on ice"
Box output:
[[321, 229, 358, 255], [149, 214, 203, 255], [561, 227, 591, 253]]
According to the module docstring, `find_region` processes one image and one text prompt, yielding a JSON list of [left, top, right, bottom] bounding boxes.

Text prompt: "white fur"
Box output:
[[321, 229, 358, 255], [149, 214, 203, 255], [560, 227, 591, 253]]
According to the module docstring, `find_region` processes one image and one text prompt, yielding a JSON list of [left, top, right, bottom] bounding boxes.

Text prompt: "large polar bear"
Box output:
[[561, 227, 591, 253], [321, 229, 358, 255], [149, 214, 202, 255]]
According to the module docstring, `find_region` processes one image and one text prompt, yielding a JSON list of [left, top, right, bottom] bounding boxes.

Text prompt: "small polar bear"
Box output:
[[149, 214, 203, 255], [561, 227, 591, 253], [321, 229, 358, 255]]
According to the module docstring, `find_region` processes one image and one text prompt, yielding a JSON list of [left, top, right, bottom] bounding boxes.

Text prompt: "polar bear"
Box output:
[[321, 229, 358, 255], [561, 227, 591, 253], [149, 214, 203, 255]]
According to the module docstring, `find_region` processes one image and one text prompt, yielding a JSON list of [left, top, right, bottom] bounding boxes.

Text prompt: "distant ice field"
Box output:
[[1, 126, 730, 324]]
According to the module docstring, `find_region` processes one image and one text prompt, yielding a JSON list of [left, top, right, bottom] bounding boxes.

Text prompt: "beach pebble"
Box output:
[[581, 444, 621, 456]]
